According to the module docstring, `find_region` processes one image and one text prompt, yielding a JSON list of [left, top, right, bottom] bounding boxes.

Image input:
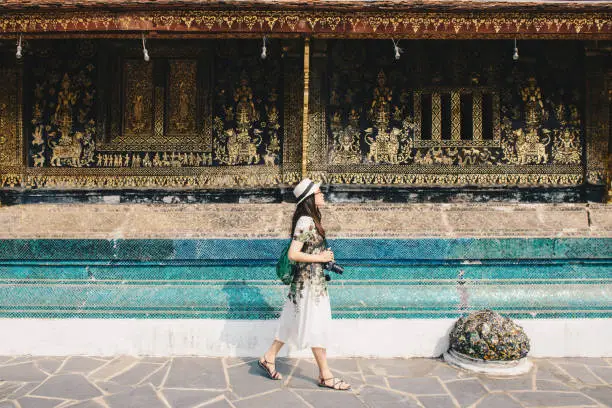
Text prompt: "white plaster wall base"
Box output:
[[0, 318, 610, 357]]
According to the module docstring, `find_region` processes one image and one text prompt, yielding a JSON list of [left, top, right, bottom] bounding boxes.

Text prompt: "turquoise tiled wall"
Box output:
[[0, 238, 610, 319]]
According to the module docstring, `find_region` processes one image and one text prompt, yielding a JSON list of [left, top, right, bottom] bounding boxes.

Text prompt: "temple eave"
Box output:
[[2, 0, 612, 12], [0, 11, 610, 36]]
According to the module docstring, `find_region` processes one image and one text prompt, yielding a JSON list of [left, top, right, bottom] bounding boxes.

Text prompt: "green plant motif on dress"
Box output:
[[288, 216, 328, 309]]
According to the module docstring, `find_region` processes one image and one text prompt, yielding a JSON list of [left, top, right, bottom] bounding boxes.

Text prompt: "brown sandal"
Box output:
[[258, 357, 282, 380], [318, 377, 351, 390]]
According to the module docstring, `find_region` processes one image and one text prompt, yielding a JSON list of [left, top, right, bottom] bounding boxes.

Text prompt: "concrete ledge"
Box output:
[[0, 203, 610, 239], [0, 318, 610, 357]]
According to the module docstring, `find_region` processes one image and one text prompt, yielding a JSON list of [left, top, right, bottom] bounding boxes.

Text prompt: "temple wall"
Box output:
[[0, 37, 610, 356], [0, 203, 610, 356]]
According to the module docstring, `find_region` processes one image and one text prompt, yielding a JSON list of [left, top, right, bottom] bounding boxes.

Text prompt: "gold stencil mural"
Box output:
[[16, 39, 301, 188], [212, 40, 283, 167], [0, 39, 607, 190], [29, 41, 97, 169], [307, 39, 588, 186], [103, 46, 211, 152]]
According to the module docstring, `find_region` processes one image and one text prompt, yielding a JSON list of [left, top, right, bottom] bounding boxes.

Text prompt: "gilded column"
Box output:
[[472, 91, 483, 141], [584, 46, 609, 188], [282, 40, 303, 184], [302, 37, 311, 178], [413, 91, 422, 141], [154, 86, 164, 138], [0, 66, 25, 188], [432, 92, 442, 141], [451, 91, 461, 141], [306, 39, 328, 182]]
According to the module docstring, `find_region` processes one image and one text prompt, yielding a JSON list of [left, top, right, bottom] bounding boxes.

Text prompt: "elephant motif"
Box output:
[[50, 132, 83, 167], [514, 128, 550, 165]]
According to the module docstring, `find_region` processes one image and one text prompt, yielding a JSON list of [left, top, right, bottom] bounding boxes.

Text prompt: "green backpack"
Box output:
[[276, 243, 295, 285]]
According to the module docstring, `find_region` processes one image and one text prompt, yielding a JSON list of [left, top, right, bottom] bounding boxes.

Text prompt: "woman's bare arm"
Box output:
[[288, 240, 334, 263]]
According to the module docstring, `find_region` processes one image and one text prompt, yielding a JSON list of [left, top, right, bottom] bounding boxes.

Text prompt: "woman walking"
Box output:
[[258, 178, 350, 391]]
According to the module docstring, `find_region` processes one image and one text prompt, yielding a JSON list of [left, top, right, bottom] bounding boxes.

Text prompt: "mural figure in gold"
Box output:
[[224, 128, 261, 165], [369, 70, 392, 127], [178, 84, 190, 129], [551, 103, 581, 165], [263, 134, 280, 166], [503, 77, 553, 165], [173, 80, 194, 132], [363, 70, 412, 164], [49, 131, 83, 166], [53, 74, 77, 141], [130, 94, 146, 132], [330, 110, 361, 164], [46, 73, 90, 167], [365, 127, 402, 164], [521, 77, 546, 127], [263, 101, 281, 166], [553, 127, 581, 164], [514, 128, 551, 165], [215, 74, 269, 166], [235, 75, 257, 128]]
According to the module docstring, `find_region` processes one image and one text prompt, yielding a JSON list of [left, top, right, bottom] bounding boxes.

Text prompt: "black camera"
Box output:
[[324, 261, 344, 274], [323, 261, 344, 281]]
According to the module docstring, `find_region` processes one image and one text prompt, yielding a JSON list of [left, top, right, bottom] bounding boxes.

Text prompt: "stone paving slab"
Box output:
[[445, 379, 489, 407], [0, 356, 611, 407], [58, 357, 108, 375], [418, 395, 457, 408]]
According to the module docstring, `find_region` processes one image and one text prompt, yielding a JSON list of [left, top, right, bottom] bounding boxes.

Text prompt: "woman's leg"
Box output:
[[264, 340, 284, 363], [311, 347, 332, 379], [259, 340, 285, 380], [311, 347, 350, 390]]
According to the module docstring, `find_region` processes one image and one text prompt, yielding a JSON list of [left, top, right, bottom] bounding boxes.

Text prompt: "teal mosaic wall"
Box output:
[[0, 238, 610, 319]]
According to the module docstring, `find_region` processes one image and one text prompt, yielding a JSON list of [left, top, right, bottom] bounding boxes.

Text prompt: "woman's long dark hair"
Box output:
[[290, 194, 325, 238]]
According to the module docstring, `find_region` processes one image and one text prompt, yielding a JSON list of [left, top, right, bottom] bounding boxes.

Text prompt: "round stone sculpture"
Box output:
[[443, 309, 532, 375]]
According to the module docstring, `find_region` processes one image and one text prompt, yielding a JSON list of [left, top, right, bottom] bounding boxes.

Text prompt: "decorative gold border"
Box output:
[[22, 166, 301, 189], [0, 11, 609, 37], [310, 171, 583, 187], [306, 156, 584, 186]]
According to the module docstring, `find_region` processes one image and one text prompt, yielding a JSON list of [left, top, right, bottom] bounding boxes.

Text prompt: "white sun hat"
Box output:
[[293, 178, 321, 205]]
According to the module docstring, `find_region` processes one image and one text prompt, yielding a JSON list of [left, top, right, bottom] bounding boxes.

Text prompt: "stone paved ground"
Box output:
[[0, 356, 611, 408]]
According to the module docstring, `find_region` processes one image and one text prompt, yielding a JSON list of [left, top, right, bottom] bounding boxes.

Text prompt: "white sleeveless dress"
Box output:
[[274, 216, 332, 349]]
